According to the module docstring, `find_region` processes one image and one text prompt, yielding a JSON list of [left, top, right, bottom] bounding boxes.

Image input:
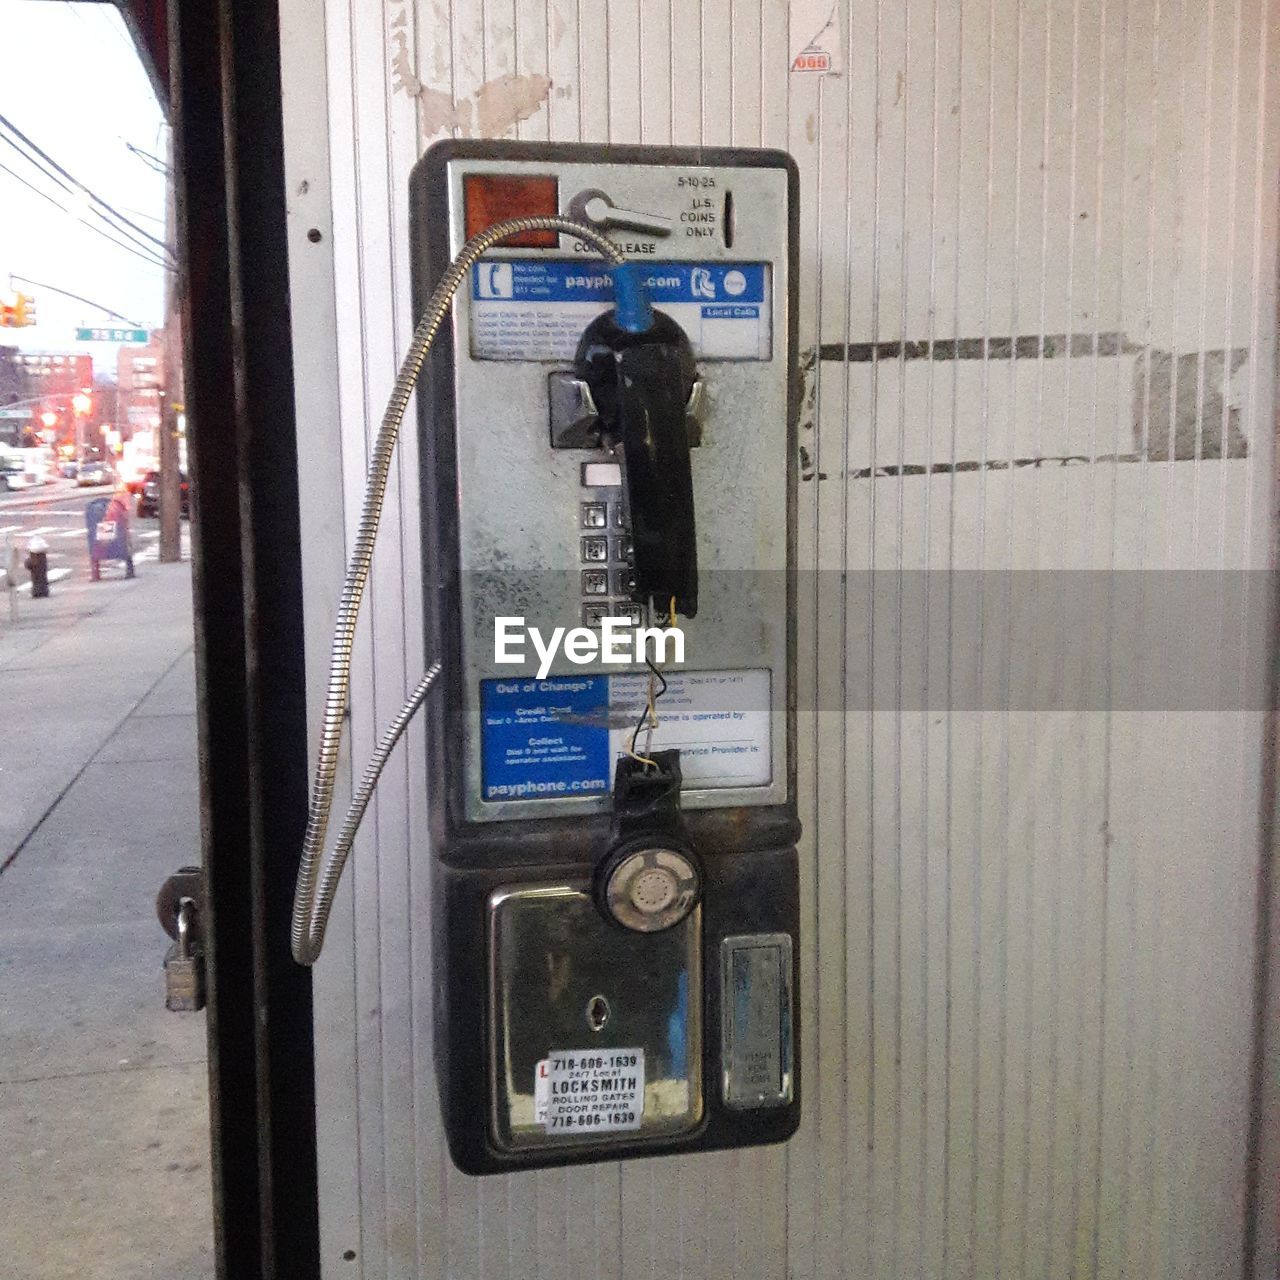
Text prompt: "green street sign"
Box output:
[[0, 407, 29, 419], [76, 326, 149, 344]]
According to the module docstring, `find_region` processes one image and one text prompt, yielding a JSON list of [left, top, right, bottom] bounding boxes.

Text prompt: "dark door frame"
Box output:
[[168, 0, 319, 1274]]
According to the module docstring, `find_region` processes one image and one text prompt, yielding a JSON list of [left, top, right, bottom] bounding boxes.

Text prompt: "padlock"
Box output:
[[163, 897, 206, 1011]]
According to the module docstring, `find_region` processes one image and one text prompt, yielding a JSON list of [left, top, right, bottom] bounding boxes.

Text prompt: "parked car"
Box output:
[[123, 465, 154, 495], [136, 470, 190, 519], [77, 459, 115, 487], [0, 450, 24, 491], [59, 459, 79, 479]]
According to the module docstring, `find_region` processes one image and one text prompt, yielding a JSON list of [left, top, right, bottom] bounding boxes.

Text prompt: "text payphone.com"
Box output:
[[292, 142, 800, 1175]]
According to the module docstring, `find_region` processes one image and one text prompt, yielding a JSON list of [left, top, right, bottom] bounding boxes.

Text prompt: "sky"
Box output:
[[0, 0, 167, 377]]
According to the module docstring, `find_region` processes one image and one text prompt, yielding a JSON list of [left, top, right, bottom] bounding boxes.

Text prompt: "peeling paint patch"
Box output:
[[796, 345, 819, 479], [1136, 348, 1249, 461], [817, 331, 1142, 362], [800, 336, 1250, 480], [390, 30, 552, 142], [474, 73, 552, 136]]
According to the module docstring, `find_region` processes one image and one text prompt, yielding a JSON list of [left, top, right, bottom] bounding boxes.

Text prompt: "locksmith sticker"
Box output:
[[539, 1048, 645, 1133]]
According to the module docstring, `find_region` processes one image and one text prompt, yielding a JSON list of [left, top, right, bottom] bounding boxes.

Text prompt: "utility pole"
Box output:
[[159, 126, 181, 563]]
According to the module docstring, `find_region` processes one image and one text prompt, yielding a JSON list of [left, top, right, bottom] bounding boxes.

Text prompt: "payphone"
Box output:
[[293, 141, 800, 1175]]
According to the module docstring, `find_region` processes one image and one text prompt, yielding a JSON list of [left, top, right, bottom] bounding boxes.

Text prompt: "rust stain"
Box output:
[[805, 112, 816, 143], [551, 7, 569, 48]]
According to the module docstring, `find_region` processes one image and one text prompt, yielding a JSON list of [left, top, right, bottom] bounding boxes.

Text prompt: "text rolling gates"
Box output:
[[413, 141, 801, 1174]]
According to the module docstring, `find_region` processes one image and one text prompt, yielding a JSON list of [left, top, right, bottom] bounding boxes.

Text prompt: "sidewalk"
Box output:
[[0, 561, 214, 1279]]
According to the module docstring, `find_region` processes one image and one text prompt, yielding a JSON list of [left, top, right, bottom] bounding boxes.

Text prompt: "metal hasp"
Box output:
[[413, 139, 801, 1174]]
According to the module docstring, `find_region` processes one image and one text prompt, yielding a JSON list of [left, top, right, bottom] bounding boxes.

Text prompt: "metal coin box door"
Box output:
[[414, 142, 801, 1174]]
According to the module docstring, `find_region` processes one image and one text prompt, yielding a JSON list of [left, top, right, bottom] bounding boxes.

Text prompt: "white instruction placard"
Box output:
[[537, 1048, 646, 1133], [609, 669, 772, 788]]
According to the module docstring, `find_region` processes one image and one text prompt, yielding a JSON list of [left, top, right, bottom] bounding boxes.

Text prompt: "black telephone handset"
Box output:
[[575, 309, 699, 618]]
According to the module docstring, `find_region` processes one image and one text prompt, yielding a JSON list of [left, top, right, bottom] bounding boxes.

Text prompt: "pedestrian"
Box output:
[[93, 483, 136, 580], [108, 482, 137, 579]]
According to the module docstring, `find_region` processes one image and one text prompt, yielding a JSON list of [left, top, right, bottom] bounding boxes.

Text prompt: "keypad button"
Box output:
[[582, 603, 613, 627], [581, 569, 609, 596], [614, 504, 628, 528], [614, 536, 633, 561], [581, 502, 607, 529], [613, 568, 636, 597], [581, 536, 609, 562]]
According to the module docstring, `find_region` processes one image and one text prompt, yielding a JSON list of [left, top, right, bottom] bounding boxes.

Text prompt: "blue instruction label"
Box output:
[[470, 260, 772, 361], [480, 676, 611, 801], [472, 260, 766, 305], [480, 669, 773, 804]]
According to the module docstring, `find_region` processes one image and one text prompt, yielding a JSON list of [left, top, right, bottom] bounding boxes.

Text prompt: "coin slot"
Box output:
[[723, 190, 735, 247]]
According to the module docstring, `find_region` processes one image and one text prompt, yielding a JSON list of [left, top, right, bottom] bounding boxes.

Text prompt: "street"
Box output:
[[0, 516, 212, 1278], [1, 477, 173, 594]]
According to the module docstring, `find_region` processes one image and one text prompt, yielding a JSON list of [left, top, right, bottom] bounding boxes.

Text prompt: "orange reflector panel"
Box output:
[[464, 174, 560, 247]]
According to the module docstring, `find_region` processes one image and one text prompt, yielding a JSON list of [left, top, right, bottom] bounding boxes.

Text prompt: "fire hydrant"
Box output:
[[25, 534, 49, 598]]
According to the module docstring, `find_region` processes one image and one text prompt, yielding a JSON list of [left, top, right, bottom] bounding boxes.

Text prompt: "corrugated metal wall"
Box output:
[[279, 1, 1280, 1275]]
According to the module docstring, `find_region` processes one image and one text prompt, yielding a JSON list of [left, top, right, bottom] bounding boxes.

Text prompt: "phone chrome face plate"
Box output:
[[438, 155, 794, 823]]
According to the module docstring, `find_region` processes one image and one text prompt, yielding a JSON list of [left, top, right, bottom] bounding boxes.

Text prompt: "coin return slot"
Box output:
[[582, 461, 622, 487]]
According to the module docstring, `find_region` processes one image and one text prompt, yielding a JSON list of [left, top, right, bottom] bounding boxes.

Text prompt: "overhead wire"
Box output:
[[0, 155, 167, 271], [7, 273, 142, 326], [0, 138, 169, 271], [124, 141, 169, 175], [0, 113, 174, 263]]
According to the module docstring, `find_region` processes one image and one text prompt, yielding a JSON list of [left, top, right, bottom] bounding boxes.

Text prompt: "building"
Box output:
[[116, 332, 164, 441], [13, 350, 93, 401], [0, 345, 23, 406], [0, 346, 28, 448]]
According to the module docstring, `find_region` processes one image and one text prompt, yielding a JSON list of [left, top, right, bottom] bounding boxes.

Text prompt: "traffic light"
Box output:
[[0, 293, 36, 327]]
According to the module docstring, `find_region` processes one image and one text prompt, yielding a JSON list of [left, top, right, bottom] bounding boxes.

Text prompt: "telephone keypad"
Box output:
[[578, 491, 638, 626]]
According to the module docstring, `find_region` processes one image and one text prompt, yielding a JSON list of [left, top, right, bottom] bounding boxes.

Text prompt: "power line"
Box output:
[[0, 124, 171, 266], [7, 274, 143, 326], [119, 205, 165, 227], [0, 134, 169, 271], [0, 156, 168, 271], [125, 141, 168, 174], [0, 112, 173, 260]]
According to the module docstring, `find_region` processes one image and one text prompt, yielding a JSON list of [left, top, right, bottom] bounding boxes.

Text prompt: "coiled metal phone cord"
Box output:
[[292, 216, 628, 965]]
